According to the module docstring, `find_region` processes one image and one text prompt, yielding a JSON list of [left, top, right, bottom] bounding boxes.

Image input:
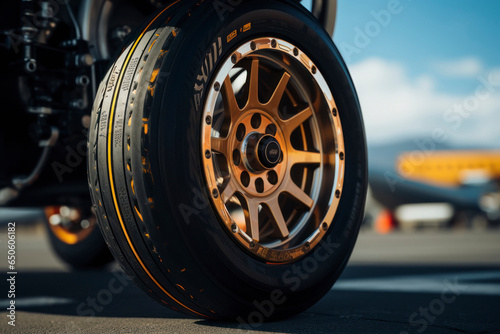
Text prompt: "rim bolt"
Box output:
[[271, 39, 277, 48], [322, 222, 328, 231], [212, 188, 219, 198], [205, 115, 212, 125], [214, 81, 220, 91], [304, 242, 310, 250], [293, 47, 299, 56], [249, 241, 256, 249], [231, 223, 237, 233], [312, 66, 317, 74], [250, 41, 256, 50], [340, 152, 344, 161], [231, 53, 237, 64], [205, 150, 212, 159], [332, 108, 338, 117], [335, 190, 340, 198]]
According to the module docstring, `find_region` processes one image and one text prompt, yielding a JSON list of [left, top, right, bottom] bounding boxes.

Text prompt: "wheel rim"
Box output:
[[201, 38, 345, 263], [45, 206, 96, 245]]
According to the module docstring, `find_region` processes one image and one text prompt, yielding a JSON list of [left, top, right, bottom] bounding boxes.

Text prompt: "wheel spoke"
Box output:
[[242, 197, 260, 241], [289, 149, 321, 166], [211, 136, 228, 155], [265, 199, 290, 238], [283, 181, 314, 209], [266, 72, 291, 112], [221, 182, 236, 203], [222, 76, 240, 120], [282, 106, 313, 135], [246, 58, 260, 108]]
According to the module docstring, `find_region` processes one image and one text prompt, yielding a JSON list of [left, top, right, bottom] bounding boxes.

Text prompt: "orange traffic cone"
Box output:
[[374, 210, 397, 234]]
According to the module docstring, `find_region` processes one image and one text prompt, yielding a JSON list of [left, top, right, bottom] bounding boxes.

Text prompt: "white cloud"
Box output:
[[349, 57, 500, 147], [433, 57, 483, 78]]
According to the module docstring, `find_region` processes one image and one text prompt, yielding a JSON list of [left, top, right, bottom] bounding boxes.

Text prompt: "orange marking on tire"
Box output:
[[148, 39, 157, 52], [227, 30, 237, 43], [134, 206, 143, 221]]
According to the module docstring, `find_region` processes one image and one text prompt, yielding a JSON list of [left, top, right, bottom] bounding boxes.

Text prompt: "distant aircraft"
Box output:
[[368, 150, 500, 232]]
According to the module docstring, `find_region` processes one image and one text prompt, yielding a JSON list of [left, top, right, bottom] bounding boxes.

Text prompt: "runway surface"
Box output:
[[1, 224, 499, 333]]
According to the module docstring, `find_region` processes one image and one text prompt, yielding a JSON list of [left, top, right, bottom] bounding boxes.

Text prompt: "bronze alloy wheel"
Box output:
[[202, 38, 345, 263], [46, 206, 96, 245], [45, 205, 114, 268]]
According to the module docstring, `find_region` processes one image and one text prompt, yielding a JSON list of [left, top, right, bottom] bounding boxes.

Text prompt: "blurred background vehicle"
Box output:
[[367, 146, 500, 233]]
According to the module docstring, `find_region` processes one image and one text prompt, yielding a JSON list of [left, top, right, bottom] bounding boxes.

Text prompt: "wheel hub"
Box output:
[[257, 135, 282, 169], [241, 133, 282, 171], [228, 111, 287, 197]]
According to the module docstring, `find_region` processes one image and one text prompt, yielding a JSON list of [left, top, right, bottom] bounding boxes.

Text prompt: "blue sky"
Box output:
[[305, 0, 500, 147]]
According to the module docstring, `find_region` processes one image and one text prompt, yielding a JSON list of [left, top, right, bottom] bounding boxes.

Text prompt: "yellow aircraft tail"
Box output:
[[397, 150, 500, 187]]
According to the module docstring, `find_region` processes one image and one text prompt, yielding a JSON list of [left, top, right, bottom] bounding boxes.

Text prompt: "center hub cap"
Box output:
[[258, 135, 282, 169]]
